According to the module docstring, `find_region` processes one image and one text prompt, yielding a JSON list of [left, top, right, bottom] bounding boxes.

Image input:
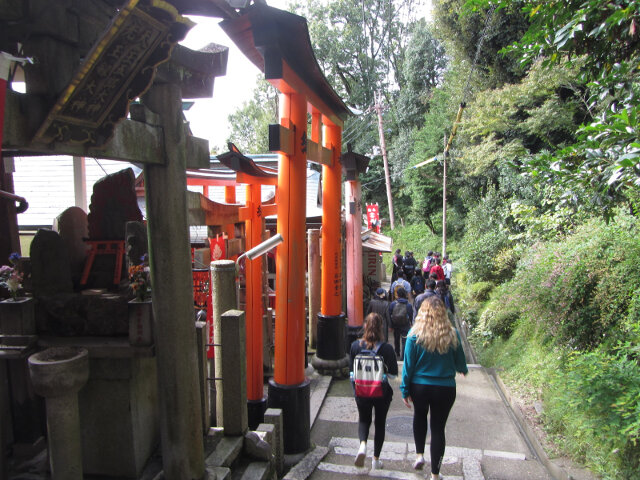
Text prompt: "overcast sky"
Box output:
[[181, 0, 291, 152]]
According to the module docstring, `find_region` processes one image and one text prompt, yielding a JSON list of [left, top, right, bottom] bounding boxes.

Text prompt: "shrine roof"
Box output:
[[220, 3, 351, 122], [166, 0, 240, 18], [216, 144, 278, 179], [362, 230, 393, 253]]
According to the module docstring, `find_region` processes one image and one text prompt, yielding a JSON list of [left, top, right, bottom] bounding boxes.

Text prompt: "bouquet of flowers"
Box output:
[[129, 254, 151, 301], [0, 253, 24, 301]]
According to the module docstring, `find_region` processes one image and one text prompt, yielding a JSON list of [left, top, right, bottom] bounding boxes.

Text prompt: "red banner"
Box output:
[[366, 203, 381, 233]]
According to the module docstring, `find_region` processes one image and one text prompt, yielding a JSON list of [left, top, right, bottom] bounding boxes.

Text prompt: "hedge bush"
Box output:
[[472, 212, 640, 479]]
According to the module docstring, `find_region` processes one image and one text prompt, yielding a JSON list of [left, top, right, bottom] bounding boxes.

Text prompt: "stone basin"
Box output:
[[28, 347, 89, 397]]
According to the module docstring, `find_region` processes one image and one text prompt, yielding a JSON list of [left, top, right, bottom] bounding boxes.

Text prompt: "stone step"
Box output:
[[206, 465, 231, 480], [240, 461, 273, 480], [307, 436, 551, 480], [282, 446, 328, 480], [205, 435, 244, 468]]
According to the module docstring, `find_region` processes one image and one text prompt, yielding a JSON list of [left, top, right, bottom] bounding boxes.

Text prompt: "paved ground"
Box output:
[[307, 358, 553, 480]]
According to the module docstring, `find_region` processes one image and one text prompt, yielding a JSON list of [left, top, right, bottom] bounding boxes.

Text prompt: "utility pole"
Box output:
[[374, 91, 395, 230], [442, 133, 447, 257]]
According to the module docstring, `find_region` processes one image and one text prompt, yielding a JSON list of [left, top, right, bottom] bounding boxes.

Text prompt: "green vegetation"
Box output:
[[465, 214, 640, 478]]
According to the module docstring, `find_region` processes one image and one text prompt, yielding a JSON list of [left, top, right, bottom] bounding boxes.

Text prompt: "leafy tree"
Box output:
[[226, 77, 278, 154], [465, 0, 640, 217], [433, 0, 530, 87], [293, 0, 423, 110], [394, 18, 447, 129]]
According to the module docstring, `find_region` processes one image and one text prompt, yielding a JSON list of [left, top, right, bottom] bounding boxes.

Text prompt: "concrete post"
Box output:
[[28, 347, 89, 480], [220, 309, 248, 435], [307, 229, 321, 350], [210, 260, 237, 428], [264, 408, 284, 475], [142, 83, 204, 479]]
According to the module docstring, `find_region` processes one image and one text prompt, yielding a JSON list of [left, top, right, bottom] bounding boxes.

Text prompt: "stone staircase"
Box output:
[[203, 430, 274, 480], [301, 436, 551, 480], [141, 418, 281, 480]]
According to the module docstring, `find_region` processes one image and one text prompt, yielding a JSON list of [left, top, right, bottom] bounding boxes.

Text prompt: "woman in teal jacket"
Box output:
[[400, 295, 468, 480]]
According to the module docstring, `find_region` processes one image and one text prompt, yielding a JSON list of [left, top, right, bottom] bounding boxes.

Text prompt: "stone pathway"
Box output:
[[309, 365, 553, 480]]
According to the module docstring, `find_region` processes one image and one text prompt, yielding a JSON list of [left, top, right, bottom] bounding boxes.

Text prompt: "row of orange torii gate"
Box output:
[[187, 100, 372, 454], [181, 5, 375, 459]]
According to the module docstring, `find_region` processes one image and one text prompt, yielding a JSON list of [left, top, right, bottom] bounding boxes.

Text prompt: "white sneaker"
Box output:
[[354, 443, 366, 467], [371, 458, 383, 470], [413, 456, 425, 470]]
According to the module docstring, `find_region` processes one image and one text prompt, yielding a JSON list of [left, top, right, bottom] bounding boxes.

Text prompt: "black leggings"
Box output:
[[410, 383, 456, 475], [355, 394, 392, 457]]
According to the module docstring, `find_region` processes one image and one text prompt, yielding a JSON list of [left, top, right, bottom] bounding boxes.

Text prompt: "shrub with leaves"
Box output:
[[545, 345, 640, 479]]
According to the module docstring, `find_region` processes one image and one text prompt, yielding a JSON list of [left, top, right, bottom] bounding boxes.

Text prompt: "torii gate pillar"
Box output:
[[342, 147, 371, 347], [311, 123, 349, 377], [221, 2, 352, 455], [268, 92, 310, 454]]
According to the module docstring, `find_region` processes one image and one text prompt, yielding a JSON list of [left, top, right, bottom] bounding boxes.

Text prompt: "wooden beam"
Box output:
[[265, 57, 344, 129], [236, 171, 277, 186], [3, 90, 209, 168], [261, 204, 277, 217], [306, 139, 332, 166], [187, 177, 237, 188], [187, 191, 242, 226], [268, 124, 293, 156], [238, 201, 277, 222]]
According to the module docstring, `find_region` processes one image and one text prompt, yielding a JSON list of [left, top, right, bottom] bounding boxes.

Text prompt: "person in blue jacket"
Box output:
[[400, 295, 468, 480]]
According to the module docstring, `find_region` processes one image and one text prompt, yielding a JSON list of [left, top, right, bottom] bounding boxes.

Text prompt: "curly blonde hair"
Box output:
[[411, 296, 458, 354]]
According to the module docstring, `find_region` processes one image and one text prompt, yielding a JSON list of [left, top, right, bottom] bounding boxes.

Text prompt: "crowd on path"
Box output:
[[369, 249, 456, 360], [352, 250, 465, 480]]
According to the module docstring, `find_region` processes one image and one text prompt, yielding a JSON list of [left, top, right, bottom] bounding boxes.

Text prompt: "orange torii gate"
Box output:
[[217, 145, 278, 429], [222, 4, 351, 453], [185, 153, 278, 430]]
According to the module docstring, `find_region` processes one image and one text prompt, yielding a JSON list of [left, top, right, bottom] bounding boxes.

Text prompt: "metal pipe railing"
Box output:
[[0, 189, 28, 213]]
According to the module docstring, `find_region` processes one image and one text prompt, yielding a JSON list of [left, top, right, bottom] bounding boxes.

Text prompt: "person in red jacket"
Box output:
[[429, 257, 445, 282]]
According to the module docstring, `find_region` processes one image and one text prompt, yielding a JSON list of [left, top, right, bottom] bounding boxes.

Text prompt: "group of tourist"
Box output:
[[369, 250, 455, 360], [348, 249, 465, 479], [350, 296, 468, 479], [391, 249, 452, 285]]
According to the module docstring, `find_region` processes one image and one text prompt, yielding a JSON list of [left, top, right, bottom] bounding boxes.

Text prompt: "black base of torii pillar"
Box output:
[[247, 397, 268, 431], [267, 378, 310, 454], [311, 313, 350, 377]]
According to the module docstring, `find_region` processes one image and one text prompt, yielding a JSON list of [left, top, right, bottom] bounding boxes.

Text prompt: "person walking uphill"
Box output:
[[389, 287, 413, 359], [366, 287, 391, 342], [350, 313, 398, 470], [391, 248, 403, 283], [400, 296, 468, 480]]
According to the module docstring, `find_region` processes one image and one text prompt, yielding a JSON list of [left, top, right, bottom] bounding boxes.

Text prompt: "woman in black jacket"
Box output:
[[349, 312, 398, 470]]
